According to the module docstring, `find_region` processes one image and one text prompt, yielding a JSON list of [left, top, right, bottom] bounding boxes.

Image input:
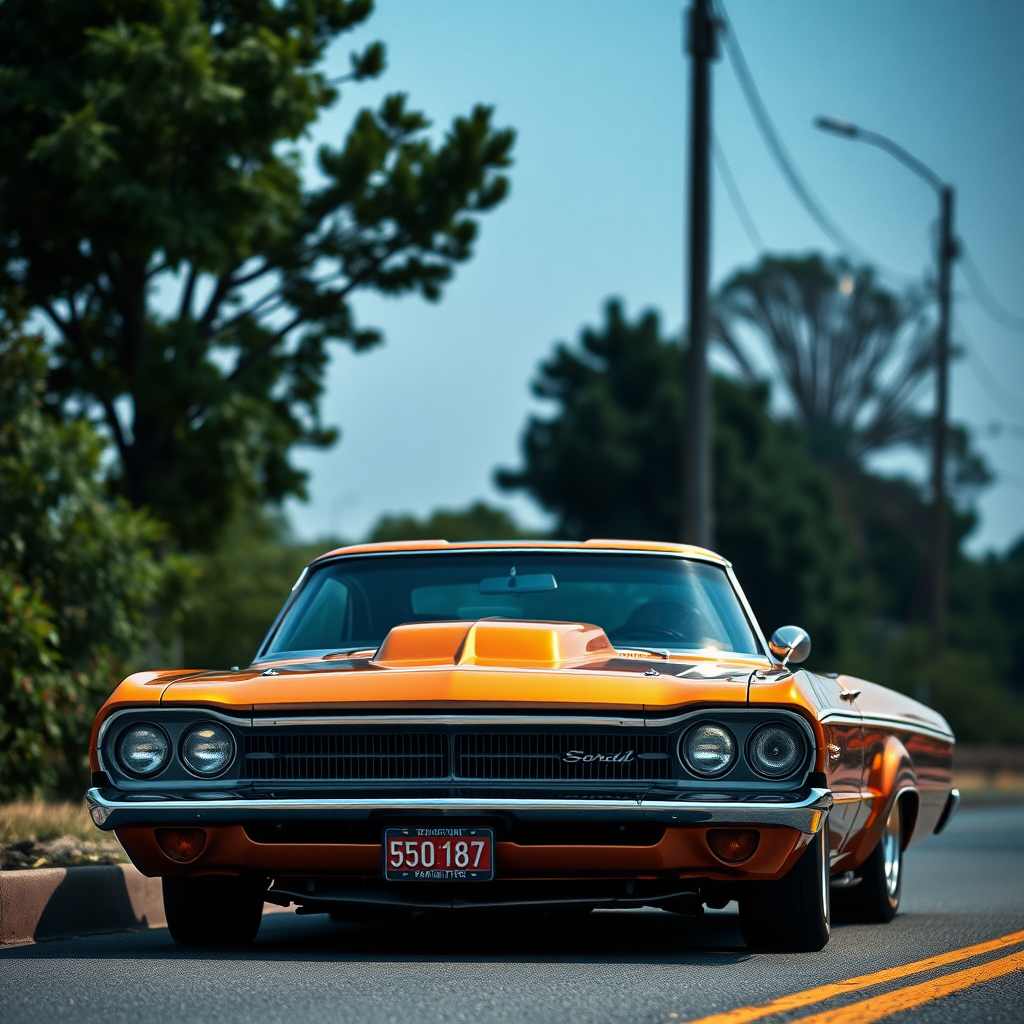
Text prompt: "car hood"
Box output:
[[156, 620, 769, 714]]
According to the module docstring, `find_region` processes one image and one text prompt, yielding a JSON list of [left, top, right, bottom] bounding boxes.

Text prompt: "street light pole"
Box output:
[[682, 0, 718, 548], [814, 116, 957, 656]]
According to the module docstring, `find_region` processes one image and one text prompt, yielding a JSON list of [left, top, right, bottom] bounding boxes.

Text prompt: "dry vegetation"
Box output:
[[0, 800, 126, 870]]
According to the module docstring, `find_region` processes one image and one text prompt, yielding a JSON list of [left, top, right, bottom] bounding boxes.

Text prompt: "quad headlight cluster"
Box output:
[[117, 722, 235, 778], [679, 720, 806, 779]]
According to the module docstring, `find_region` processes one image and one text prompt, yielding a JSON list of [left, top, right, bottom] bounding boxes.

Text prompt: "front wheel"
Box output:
[[162, 875, 267, 946], [738, 826, 830, 952], [834, 797, 904, 923]]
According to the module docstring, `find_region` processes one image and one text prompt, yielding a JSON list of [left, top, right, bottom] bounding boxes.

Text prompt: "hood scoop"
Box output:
[[372, 619, 613, 670]]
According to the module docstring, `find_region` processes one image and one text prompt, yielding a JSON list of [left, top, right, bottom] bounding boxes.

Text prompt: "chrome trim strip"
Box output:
[[254, 715, 648, 729], [86, 787, 832, 835], [725, 564, 771, 659], [311, 545, 732, 569], [819, 710, 954, 743], [830, 790, 876, 804], [645, 706, 814, 737]]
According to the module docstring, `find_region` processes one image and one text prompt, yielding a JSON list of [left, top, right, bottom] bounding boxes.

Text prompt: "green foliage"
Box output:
[[0, 319, 167, 798], [0, 0, 514, 549], [179, 508, 337, 669], [713, 252, 992, 629], [886, 628, 1024, 745], [497, 300, 862, 662], [498, 293, 1024, 742], [367, 502, 537, 543]]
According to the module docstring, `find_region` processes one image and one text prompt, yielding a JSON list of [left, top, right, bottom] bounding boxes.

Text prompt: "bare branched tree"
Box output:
[[712, 254, 934, 465]]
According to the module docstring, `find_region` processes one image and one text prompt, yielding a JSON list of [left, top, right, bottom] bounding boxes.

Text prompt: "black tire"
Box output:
[[162, 875, 267, 946], [833, 798, 904, 924], [738, 826, 831, 952]]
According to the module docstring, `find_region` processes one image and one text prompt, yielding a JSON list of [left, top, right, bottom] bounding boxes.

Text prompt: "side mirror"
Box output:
[[769, 625, 812, 666]]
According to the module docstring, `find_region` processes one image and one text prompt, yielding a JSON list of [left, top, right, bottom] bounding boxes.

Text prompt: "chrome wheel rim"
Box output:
[[882, 800, 902, 900]]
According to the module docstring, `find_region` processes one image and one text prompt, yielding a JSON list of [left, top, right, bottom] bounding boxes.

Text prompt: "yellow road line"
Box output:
[[792, 947, 1024, 1024], [683, 929, 1024, 1024]]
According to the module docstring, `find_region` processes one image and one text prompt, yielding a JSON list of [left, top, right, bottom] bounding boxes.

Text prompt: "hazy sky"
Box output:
[[283, 0, 1024, 555]]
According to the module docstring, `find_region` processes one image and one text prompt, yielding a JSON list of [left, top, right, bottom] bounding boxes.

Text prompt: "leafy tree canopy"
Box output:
[[0, 0, 514, 548], [180, 507, 333, 669], [0, 315, 170, 798], [497, 300, 862, 660]]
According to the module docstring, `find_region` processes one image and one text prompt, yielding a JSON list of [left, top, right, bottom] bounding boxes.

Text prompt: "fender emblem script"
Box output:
[[562, 749, 635, 764]]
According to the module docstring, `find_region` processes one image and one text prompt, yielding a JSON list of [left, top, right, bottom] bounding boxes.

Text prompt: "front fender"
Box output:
[[846, 735, 918, 867]]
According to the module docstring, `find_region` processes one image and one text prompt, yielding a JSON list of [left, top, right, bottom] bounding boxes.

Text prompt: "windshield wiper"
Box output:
[[613, 646, 674, 659], [322, 646, 377, 660]]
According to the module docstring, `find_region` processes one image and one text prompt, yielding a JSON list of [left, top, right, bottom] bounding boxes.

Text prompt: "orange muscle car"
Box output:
[[86, 540, 957, 950]]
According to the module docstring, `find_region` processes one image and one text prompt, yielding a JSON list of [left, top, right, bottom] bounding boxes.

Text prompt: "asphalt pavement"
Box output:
[[2, 805, 1022, 1024]]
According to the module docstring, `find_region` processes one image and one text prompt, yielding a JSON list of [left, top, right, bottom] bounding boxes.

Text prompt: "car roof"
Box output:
[[311, 538, 730, 567]]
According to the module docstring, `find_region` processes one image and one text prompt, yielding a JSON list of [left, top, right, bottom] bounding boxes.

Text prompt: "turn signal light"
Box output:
[[706, 828, 760, 863], [156, 828, 207, 862]]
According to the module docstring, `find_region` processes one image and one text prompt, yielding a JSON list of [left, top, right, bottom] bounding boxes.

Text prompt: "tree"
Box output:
[[1, 316, 167, 798], [0, 0, 514, 548], [497, 300, 862, 660], [367, 501, 536, 543], [713, 255, 934, 464], [180, 507, 334, 669], [713, 254, 989, 623]]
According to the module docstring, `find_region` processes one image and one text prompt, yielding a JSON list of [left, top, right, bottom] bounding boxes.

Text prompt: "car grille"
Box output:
[[453, 732, 670, 781], [243, 732, 449, 781], [242, 730, 671, 782]]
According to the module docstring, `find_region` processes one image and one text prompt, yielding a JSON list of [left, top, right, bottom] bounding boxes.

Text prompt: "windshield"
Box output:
[[262, 552, 762, 660]]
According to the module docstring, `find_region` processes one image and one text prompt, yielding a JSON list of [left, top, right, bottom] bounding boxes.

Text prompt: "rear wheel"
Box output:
[[738, 826, 830, 952], [834, 798, 904, 923], [162, 876, 267, 946]]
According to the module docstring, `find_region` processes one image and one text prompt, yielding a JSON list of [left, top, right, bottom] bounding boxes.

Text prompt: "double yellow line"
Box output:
[[684, 928, 1024, 1024]]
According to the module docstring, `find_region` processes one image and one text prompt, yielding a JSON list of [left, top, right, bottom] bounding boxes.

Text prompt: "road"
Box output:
[[2, 806, 1023, 1024]]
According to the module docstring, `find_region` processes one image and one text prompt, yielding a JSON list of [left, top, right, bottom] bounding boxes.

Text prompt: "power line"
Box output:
[[961, 330, 1024, 419], [715, 1, 914, 285], [712, 134, 764, 252], [972, 421, 1024, 442], [719, 3, 1022, 335], [959, 242, 1024, 333], [716, 4, 866, 259]]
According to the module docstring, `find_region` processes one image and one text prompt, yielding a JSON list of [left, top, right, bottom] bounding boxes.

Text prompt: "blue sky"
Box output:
[[283, 0, 1024, 555]]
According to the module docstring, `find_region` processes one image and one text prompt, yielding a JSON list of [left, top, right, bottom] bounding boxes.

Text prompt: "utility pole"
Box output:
[[930, 185, 955, 656], [681, 0, 718, 548]]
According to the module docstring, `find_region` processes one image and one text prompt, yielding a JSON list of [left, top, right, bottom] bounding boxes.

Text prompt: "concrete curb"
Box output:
[[0, 865, 294, 946], [0, 863, 165, 945]]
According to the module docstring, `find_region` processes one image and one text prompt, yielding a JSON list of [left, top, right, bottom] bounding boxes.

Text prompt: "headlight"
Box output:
[[118, 725, 170, 777], [748, 722, 805, 778], [680, 723, 737, 777], [180, 723, 235, 776]]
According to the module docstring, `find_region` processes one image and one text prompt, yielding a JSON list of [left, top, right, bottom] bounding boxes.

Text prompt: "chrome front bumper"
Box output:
[[86, 787, 833, 835]]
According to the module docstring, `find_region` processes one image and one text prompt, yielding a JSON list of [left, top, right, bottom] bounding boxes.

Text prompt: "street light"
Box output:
[[815, 115, 957, 658]]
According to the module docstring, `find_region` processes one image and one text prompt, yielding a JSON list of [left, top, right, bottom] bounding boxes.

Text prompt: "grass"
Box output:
[[0, 799, 103, 845]]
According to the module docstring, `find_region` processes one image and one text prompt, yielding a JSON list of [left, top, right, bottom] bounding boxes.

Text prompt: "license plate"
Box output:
[[383, 826, 494, 881]]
